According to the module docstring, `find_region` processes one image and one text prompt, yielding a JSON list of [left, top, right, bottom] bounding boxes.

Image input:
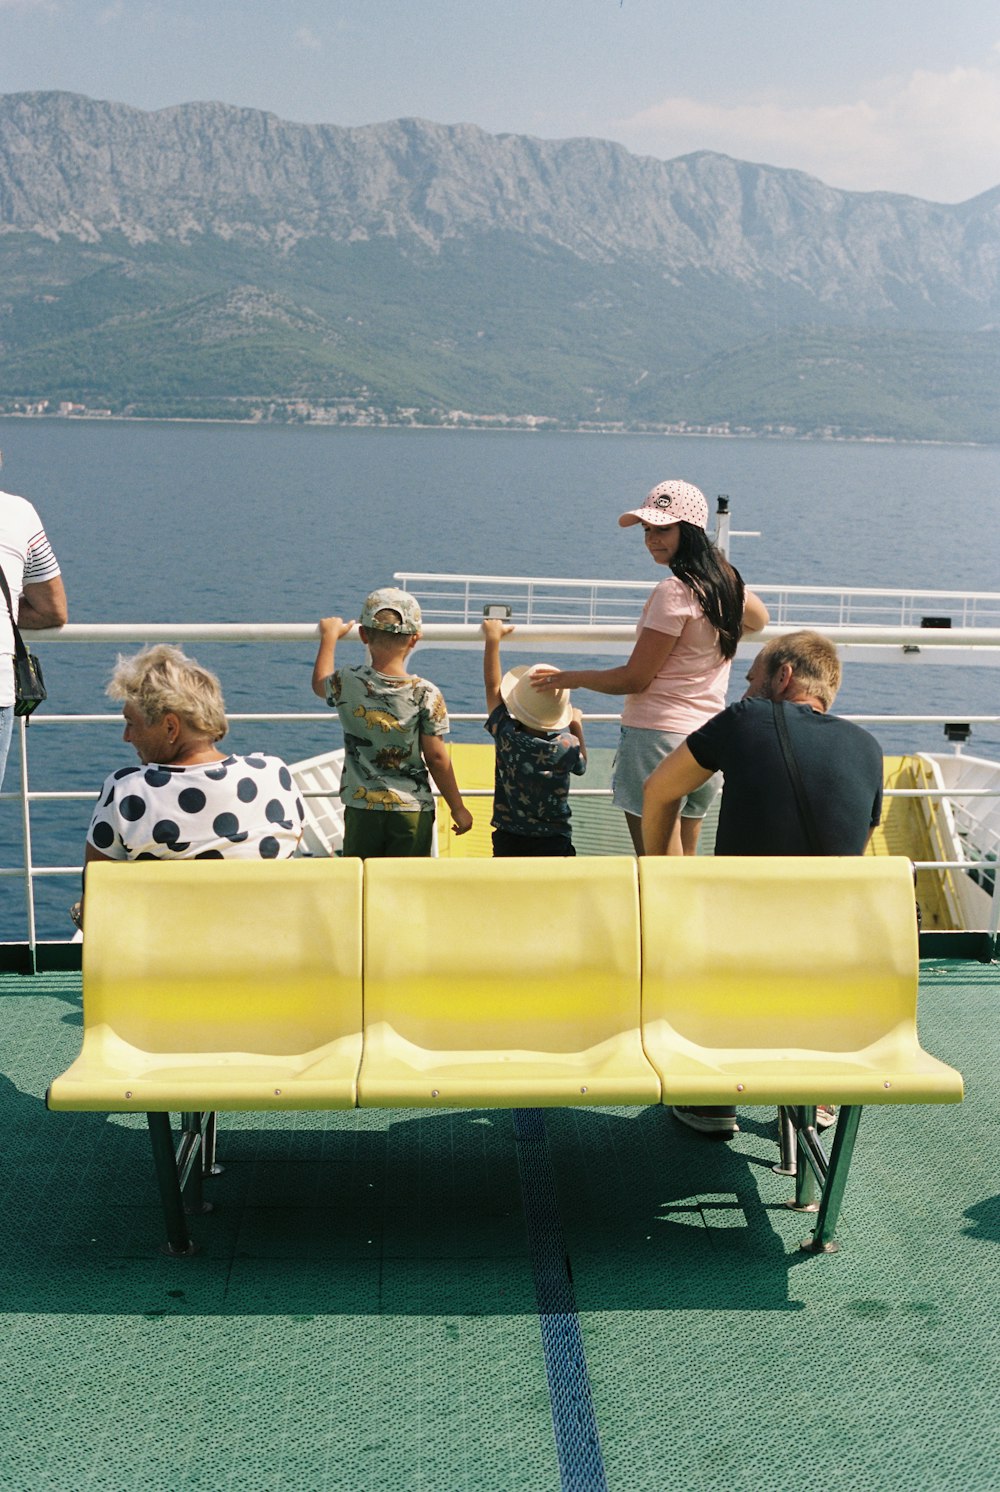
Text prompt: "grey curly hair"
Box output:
[[107, 644, 228, 741]]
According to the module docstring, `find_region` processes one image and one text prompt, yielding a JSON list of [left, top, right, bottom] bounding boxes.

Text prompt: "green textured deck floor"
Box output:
[[2, 961, 998, 1492]]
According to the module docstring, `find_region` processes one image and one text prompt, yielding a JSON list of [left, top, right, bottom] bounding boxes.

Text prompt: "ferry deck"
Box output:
[[3, 957, 995, 1491]]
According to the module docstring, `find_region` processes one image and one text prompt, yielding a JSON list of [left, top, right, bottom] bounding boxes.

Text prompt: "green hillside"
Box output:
[[3, 233, 996, 440]]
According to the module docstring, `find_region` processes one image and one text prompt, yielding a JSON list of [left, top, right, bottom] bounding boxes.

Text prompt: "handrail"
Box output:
[[20, 621, 1000, 649], [4, 622, 998, 961]]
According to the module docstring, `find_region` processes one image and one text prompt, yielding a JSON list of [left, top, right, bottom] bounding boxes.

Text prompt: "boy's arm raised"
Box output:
[[481, 619, 515, 715], [420, 734, 473, 836], [311, 616, 356, 698]]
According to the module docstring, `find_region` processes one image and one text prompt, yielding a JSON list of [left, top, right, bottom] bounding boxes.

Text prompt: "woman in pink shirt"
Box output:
[[535, 479, 769, 855]]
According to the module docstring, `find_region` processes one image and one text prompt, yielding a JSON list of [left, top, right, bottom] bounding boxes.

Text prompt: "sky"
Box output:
[[1, 0, 999, 203]]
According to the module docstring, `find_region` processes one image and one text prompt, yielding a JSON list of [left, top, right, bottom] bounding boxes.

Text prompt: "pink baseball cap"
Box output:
[[618, 479, 709, 530]]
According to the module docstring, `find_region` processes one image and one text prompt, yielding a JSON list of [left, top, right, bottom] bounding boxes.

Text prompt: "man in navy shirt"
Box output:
[[641, 630, 883, 1136], [641, 630, 882, 858]]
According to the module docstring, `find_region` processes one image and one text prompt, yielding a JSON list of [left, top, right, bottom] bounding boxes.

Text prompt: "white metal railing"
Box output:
[[4, 621, 1000, 959], [395, 573, 1000, 633]]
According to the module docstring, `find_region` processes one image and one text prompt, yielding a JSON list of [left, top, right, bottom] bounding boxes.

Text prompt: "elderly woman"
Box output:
[[83, 644, 303, 870]]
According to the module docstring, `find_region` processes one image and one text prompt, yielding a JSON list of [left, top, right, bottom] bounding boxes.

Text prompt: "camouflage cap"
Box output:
[[359, 587, 422, 635]]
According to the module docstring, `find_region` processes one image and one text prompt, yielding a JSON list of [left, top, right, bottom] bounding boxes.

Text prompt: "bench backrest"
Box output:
[[639, 856, 919, 1053], [82, 858, 363, 1056], [363, 856, 642, 1053]]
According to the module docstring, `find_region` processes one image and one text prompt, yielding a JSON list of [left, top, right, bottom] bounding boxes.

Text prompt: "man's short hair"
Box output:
[[757, 630, 842, 709]]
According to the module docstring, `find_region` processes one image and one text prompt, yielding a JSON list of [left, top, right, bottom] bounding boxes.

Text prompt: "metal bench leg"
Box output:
[[801, 1105, 863, 1254], [147, 1112, 197, 1256], [786, 1106, 821, 1212], [203, 1110, 224, 1176], [178, 1112, 214, 1217], [774, 1105, 797, 1177]]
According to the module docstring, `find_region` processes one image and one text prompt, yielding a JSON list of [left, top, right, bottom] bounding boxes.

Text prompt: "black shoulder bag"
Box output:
[[0, 566, 48, 718], [771, 699, 825, 855]]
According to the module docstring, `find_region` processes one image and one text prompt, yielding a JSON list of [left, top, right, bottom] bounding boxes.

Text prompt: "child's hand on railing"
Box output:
[[481, 619, 515, 643], [318, 617, 356, 640]]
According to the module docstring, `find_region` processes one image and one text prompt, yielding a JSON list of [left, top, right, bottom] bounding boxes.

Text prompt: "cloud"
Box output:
[[615, 59, 1000, 203], [293, 25, 322, 53]]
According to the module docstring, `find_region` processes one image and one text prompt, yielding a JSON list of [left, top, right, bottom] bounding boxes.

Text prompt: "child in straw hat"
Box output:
[[482, 618, 587, 857]]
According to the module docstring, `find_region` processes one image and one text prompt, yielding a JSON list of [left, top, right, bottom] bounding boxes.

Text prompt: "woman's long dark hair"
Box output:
[[669, 522, 746, 660]]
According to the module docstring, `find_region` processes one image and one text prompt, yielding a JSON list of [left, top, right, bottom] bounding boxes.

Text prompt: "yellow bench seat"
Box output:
[[47, 858, 365, 1114], [643, 1047, 963, 1108], [639, 856, 964, 1110], [358, 857, 661, 1108], [49, 1036, 366, 1111], [359, 1027, 656, 1107]]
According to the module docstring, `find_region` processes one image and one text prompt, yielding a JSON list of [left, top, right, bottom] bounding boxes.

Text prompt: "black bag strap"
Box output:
[[0, 566, 31, 666], [771, 699, 826, 855]]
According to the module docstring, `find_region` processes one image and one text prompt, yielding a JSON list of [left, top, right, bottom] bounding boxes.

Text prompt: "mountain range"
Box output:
[[1, 91, 998, 441]]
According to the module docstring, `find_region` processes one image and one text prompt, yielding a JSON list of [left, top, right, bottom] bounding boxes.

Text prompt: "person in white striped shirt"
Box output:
[[0, 488, 67, 785]]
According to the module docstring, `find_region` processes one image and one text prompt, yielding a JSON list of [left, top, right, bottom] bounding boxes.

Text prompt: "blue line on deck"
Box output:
[[513, 1107, 608, 1492]]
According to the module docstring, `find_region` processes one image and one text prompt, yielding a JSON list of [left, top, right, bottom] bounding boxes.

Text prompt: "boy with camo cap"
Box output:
[[311, 586, 472, 858]]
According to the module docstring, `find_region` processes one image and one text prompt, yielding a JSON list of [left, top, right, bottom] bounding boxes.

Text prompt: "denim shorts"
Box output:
[[610, 725, 721, 820], [0, 705, 12, 792]]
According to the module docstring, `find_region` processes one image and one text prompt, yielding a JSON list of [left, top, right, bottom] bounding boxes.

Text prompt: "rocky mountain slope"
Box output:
[[1, 92, 997, 438]]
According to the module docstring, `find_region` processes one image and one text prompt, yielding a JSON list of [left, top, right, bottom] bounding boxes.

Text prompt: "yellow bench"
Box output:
[[47, 854, 962, 1256]]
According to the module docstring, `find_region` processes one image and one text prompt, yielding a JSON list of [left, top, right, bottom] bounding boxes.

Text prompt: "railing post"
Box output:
[[16, 717, 37, 972]]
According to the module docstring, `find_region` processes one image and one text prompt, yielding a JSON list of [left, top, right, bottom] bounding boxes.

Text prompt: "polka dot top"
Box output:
[[87, 753, 305, 861]]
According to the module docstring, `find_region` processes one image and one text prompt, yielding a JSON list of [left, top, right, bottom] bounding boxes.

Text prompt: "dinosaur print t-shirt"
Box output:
[[325, 663, 449, 812]]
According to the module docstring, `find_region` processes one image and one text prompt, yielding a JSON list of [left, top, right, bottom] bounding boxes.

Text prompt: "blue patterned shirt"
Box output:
[[485, 704, 586, 837]]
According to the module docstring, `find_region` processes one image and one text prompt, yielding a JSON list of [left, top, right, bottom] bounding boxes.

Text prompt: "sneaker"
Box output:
[[671, 1105, 739, 1136], [816, 1105, 837, 1130]]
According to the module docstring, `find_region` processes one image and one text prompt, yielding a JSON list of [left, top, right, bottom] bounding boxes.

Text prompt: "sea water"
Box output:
[[1, 418, 998, 939]]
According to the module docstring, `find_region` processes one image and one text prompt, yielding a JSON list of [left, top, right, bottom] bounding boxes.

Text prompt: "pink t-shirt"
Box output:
[[620, 576, 731, 734]]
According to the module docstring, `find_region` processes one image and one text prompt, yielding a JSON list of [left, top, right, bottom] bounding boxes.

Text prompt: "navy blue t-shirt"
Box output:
[[485, 703, 586, 838], [687, 698, 883, 855]]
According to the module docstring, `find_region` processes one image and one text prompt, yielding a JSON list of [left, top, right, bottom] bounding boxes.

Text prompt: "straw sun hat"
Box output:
[[500, 664, 573, 732]]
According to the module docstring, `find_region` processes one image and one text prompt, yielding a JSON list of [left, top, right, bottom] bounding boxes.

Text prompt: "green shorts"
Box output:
[[341, 806, 435, 859]]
